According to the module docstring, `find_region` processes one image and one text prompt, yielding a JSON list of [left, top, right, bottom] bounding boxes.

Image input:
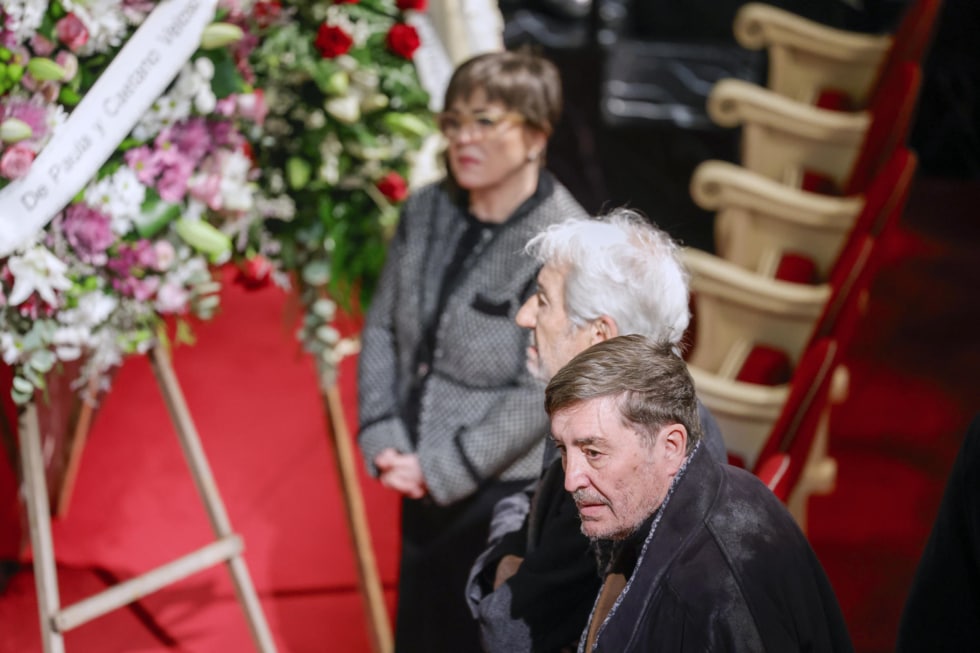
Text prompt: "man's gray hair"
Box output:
[[525, 208, 690, 350]]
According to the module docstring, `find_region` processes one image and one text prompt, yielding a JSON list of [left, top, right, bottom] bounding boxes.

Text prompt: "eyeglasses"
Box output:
[[436, 110, 525, 141]]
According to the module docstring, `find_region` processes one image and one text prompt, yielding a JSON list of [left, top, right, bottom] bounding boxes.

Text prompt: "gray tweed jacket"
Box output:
[[357, 175, 588, 505]]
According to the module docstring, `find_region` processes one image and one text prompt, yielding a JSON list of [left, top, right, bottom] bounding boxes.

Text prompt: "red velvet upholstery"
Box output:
[[873, 0, 944, 102], [844, 62, 922, 195], [736, 345, 793, 386], [774, 252, 819, 284], [810, 149, 918, 352], [752, 338, 841, 497], [814, 0, 942, 113], [755, 453, 792, 500]]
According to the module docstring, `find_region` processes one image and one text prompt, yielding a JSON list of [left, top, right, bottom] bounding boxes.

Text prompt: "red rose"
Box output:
[[376, 172, 408, 202], [253, 1, 283, 28], [55, 13, 89, 52], [396, 0, 428, 10], [386, 23, 420, 59], [235, 255, 273, 290], [314, 23, 353, 59]]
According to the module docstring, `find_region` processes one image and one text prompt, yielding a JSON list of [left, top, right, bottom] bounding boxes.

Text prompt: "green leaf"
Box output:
[[206, 52, 245, 99]]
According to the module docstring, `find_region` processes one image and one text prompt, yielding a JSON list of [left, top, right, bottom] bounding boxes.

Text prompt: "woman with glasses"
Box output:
[[357, 50, 587, 652]]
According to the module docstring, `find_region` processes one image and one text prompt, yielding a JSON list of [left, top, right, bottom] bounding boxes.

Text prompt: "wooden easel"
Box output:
[[18, 345, 277, 653], [315, 349, 393, 653]]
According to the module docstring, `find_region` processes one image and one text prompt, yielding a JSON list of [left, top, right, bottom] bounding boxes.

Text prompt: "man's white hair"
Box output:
[[525, 208, 690, 349]]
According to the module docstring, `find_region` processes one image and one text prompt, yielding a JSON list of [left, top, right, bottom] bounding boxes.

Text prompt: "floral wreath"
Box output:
[[0, 0, 434, 404], [240, 0, 433, 381]]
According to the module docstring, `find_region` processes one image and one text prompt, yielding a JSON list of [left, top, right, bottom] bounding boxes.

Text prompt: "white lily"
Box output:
[[7, 245, 73, 306]]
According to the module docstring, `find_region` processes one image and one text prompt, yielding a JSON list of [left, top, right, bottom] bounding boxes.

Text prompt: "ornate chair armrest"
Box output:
[[691, 159, 864, 225], [708, 79, 871, 187], [734, 2, 891, 105]]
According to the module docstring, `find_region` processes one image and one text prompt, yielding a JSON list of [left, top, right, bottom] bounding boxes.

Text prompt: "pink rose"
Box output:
[[56, 14, 89, 52], [0, 144, 35, 179], [56, 52, 79, 82], [29, 34, 56, 57], [63, 204, 116, 264]]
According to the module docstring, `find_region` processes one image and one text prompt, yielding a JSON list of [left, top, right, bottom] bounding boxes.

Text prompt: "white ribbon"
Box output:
[[0, 0, 219, 258]]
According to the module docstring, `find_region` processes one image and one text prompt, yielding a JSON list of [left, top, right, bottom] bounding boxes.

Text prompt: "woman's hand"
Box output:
[[375, 448, 428, 499]]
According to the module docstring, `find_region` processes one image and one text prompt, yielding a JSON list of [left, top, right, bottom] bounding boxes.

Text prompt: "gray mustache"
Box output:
[[572, 490, 610, 509]]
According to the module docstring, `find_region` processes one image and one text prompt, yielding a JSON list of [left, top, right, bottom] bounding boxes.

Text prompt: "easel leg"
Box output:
[[320, 380, 393, 653], [149, 346, 276, 653], [19, 402, 66, 653]]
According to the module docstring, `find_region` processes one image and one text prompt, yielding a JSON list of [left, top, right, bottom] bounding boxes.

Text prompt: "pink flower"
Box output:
[[236, 90, 268, 125], [153, 241, 176, 271], [56, 14, 89, 52], [1, 99, 48, 136], [131, 239, 158, 268], [214, 96, 237, 117], [189, 171, 223, 210], [29, 34, 56, 57], [55, 51, 79, 82], [0, 144, 35, 179], [163, 119, 211, 163], [156, 156, 194, 202], [62, 204, 116, 263], [125, 146, 162, 185], [154, 281, 189, 314]]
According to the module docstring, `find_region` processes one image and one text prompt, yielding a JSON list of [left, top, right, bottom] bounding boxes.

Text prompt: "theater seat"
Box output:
[[707, 61, 921, 195], [690, 147, 917, 284], [683, 247, 829, 381], [733, 0, 942, 108], [753, 338, 848, 530]]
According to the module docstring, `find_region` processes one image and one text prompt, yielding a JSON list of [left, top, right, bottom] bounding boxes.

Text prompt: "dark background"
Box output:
[[499, 0, 979, 251]]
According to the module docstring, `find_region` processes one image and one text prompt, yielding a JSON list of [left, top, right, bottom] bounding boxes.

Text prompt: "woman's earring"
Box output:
[[527, 150, 540, 162]]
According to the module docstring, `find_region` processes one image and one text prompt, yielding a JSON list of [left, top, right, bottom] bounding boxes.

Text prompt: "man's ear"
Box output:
[[590, 316, 619, 344], [660, 424, 688, 476]]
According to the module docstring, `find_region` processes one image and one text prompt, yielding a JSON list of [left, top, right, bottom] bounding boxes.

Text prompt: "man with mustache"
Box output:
[[545, 335, 852, 651], [467, 208, 727, 651]]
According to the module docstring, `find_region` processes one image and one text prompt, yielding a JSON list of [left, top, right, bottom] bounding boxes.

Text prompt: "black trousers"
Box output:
[[897, 412, 980, 650], [395, 479, 531, 653]]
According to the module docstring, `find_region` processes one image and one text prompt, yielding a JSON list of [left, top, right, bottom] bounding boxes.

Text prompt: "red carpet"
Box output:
[[1, 177, 979, 652]]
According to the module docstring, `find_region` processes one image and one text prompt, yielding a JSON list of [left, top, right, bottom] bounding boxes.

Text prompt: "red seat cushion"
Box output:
[[736, 345, 793, 386], [816, 89, 856, 112], [801, 170, 841, 195], [775, 252, 818, 284]]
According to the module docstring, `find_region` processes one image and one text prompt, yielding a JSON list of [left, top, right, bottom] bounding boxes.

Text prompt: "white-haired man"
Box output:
[[467, 208, 727, 652]]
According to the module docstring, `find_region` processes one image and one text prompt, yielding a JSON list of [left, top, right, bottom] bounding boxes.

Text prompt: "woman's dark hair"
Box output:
[[443, 50, 563, 136]]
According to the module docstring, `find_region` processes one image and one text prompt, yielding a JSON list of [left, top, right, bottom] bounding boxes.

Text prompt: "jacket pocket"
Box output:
[[471, 293, 512, 318]]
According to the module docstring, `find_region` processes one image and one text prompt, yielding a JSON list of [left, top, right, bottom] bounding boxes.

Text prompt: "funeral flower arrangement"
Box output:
[[0, 0, 266, 404], [243, 0, 434, 378]]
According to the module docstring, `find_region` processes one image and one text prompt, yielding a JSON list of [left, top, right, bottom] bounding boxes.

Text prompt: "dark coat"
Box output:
[[472, 402, 728, 652], [896, 412, 980, 651], [586, 444, 854, 653]]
